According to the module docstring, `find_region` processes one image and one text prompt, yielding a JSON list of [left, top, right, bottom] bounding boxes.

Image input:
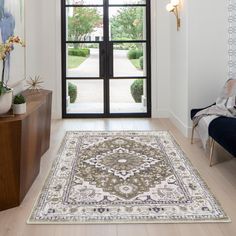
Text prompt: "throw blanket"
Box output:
[[193, 79, 236, 148]]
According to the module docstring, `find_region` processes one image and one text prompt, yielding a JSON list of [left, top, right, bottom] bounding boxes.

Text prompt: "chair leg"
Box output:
[[191, 123, 195, 144], [209, 138, 215, 167]]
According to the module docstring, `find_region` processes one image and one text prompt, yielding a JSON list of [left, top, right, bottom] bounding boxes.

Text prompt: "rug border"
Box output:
[[27, 219, 231, 225], [27, 130, 231, 225], [166, 130, 231, 223]]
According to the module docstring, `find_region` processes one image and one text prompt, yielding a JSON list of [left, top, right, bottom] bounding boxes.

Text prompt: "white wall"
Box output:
[[7, 0, 42, 95], [38, 0, 62, 119], [188, 0, 228, 119], [24, 0, 61, 118], [152, 0, 171, 118], [25, 0, 43, 77], [170, 0, 228, 136], [169, 0, 189, 136]]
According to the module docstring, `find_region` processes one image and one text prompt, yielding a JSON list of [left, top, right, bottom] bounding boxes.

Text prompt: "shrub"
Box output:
[[112, 39, 137, 50], [13, 94, 26, 104], [130, 79, 143, 103], [128, 49, 143, 59], [68, 82, 77, 103], [68, 48, 90, 57], [139, 56, 143, 70]]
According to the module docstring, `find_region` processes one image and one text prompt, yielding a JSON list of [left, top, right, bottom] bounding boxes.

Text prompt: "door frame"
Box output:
[[61, 0, 152, 118]]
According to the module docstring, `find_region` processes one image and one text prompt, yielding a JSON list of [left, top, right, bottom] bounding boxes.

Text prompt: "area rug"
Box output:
[[28, 131, 230, 224]]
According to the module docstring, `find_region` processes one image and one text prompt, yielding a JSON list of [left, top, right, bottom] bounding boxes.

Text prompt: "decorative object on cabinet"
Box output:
[[13, 94, 26, 115], [26, 76, 44, 91], [0, 36, 25, 115]]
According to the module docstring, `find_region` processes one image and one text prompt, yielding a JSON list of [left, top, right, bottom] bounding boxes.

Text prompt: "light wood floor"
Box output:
[[0, 118, 236, 236]]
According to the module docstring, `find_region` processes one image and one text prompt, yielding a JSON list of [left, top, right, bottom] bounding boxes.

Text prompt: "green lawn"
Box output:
[[130, 59, 141, 70], [68, 55, 87, 69]]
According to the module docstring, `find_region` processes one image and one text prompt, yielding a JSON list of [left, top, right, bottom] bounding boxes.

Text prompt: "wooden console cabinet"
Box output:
[[0, 90, 52, 211]]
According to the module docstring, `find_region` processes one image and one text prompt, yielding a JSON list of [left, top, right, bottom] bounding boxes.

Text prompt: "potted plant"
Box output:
[[13, 94, 26, 115], [0, 36, 25, 115]]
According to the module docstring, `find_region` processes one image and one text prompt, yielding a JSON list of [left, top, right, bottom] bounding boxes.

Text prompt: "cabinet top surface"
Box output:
[[0, 89, 52, 123]]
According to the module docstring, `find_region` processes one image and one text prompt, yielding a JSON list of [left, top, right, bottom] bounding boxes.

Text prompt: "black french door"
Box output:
[[62, 0, 151, 118]]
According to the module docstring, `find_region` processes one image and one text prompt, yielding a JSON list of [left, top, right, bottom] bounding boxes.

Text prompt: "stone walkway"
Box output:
[[67, 48, 143, 78], [69, 79, 138, 103], [113, 49, 144, 77], [68, 49, 100, 78]]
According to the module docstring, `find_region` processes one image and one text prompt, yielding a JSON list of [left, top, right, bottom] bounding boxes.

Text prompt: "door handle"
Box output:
[[100, 42, 106, 78], [101, 48, 106, 55], [108, 42, 113, 78], [99, 42, 113, 78]]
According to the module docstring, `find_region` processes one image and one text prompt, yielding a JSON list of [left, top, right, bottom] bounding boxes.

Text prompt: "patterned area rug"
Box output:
[[28, 131, 229, 224]]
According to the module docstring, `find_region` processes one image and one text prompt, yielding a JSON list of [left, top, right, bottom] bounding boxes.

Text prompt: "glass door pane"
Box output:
[[113, 42, 146, 77], [66, 80, 104, 114], [109, 6, 146, 41], [66, 0, 103, 5], [109, 0, 146, 4], [110, 79, 147, 113], [66, 7, 103, 41], [66, 43, 100, 78]]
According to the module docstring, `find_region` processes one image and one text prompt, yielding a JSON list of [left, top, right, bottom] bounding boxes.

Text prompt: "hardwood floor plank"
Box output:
[[146, 224, 180, 236], [85, 225, 117, 236], [117, 224, 148, 236]]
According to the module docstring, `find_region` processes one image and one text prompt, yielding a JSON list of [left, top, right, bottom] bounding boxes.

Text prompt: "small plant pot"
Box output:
[[13, 103, 26, 115], [0, 89, 13, 115]]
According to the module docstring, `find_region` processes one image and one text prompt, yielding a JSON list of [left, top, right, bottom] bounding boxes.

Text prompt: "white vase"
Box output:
[[13, 103, 27, 115], [0, 89, 13, 115]]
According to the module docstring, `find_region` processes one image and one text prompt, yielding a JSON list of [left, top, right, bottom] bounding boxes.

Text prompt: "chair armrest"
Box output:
[[190, 103, 216, 120]]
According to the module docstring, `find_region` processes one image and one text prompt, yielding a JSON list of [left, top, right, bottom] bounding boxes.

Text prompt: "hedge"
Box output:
[[68, 48, 90, 57], [68, 82, 77, 103], [128, 49, 143, 59], [130, 79, 143, 103], [139, 56, 144, 69]]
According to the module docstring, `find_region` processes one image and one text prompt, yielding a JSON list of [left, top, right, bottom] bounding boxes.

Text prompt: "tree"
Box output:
[[68, 7, 102, 47], [111, 7, 143, 41]]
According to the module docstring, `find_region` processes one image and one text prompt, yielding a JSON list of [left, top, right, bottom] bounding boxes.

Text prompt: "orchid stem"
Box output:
[[1, 59, 5, 85]]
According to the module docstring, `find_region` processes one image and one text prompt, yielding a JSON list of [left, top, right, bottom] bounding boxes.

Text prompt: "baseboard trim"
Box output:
[[152, 110, 170, 118], [169, 112, 191, 137]]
